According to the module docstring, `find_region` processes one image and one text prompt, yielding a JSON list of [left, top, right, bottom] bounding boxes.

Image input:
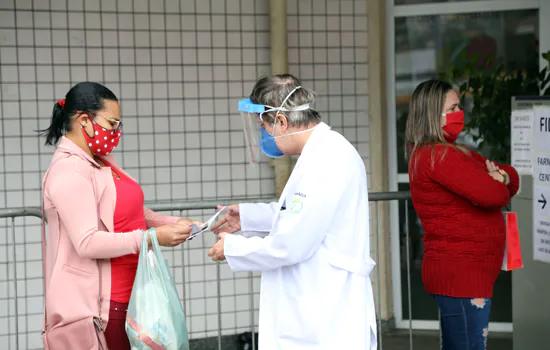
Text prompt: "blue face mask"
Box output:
[[260, 128, 284, 158], [238, 86, 312, 163]]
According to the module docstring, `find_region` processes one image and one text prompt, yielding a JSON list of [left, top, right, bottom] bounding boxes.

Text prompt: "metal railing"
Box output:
[[0, 191, 414, 350]]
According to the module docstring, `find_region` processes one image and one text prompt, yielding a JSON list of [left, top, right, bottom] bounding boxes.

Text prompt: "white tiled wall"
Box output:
[[0, 0, 369, 348]]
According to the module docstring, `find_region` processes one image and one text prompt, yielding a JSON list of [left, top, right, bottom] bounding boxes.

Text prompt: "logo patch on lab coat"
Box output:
[[289, 194, 305, 214]]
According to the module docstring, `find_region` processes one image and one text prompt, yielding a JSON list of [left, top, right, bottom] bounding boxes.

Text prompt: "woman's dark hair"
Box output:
[[40, 82, 118, 146]]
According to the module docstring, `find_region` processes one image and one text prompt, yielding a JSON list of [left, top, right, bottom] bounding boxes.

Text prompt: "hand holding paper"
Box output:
[[210, 204, 241, 234], [176, 217, 204, 227], [187, 206, 230, 241]]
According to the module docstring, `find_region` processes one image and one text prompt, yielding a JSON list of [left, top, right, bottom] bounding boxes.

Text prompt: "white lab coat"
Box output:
[[224, 122, 377, 350]]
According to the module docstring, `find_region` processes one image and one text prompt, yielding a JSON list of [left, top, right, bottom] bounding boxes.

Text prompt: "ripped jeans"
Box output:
[[432, 295, 491, 350]]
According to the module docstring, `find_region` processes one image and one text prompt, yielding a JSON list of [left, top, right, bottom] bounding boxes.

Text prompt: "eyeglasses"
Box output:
[[96, 115, 123, 132], [78, 111, 123, 132]]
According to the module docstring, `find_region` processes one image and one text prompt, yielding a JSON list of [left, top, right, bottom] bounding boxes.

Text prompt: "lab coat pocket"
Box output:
[[328, 253, 376, 277], [277, 294, 320, 342], [271, 209, 295, 235]]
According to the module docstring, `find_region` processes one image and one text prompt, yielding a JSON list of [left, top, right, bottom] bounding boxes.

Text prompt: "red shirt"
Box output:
[[102, 159, 147, 303], [409, 144, 519, 298]]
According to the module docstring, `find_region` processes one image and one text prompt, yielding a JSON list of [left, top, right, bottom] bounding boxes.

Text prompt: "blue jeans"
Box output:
[[433, 295, 491, 350]]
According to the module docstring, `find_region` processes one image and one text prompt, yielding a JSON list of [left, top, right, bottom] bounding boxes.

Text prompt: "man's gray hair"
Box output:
[[250, 74, 321, 127]]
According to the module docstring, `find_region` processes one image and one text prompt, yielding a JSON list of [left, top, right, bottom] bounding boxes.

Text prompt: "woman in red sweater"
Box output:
[[405, 79, 519, 350]]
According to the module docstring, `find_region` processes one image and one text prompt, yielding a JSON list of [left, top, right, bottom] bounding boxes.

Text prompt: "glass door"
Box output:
[[387, 0, 542, 330]]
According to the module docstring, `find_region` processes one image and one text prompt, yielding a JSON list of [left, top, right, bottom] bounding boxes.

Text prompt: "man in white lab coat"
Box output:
[[209, 74, 377, 349]]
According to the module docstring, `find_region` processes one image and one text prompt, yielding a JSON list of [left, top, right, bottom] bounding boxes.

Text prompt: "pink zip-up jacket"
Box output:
[[42, 137, 180, 332]]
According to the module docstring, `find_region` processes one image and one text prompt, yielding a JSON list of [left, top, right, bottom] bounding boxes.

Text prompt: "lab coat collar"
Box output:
[[299, 122, 330, 158], [277, 122, 331, 206]]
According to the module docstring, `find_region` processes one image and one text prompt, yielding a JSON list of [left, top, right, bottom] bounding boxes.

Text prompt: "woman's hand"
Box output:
[[486, 160, 509, 185], [154, 223, 192, 247], [176, 217, 204, 227], [486, 160, 499, 173], [488, 171, 505, 183]]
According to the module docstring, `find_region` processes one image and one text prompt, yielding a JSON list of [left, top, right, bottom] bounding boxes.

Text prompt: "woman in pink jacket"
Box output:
[[40, 82, 196, 349]]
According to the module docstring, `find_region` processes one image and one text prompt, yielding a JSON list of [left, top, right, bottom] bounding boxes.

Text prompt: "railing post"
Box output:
[[249, 272, 256, 350], [216, 261, 222, 350], [405, 200, 413, 350], [375, 203, 384, 350], [178, 210, 188, 336], [11, 218, 19, 350]]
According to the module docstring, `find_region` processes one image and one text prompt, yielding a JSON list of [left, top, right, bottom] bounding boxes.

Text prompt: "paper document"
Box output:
[[187, 206, 229, 241], [511, 109, 534, 175]]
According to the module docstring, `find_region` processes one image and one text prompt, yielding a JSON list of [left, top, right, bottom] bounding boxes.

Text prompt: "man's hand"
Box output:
[[210, 204, 241, 234], [208, 232, 229, 261]]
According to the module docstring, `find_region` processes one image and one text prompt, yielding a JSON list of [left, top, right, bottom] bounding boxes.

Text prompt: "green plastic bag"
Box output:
[[125, 229, 190, 350]]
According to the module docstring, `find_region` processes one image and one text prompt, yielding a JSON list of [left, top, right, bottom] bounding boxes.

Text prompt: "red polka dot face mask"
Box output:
[[81, 118, 122, 156]]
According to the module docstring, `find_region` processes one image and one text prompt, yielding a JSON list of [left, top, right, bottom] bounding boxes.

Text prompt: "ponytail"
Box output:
[[38, 82, 119, 146], [39, 101, 69, 146]]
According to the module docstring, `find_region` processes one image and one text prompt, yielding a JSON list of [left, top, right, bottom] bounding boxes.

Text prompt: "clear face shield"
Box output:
[[238, 98, 265, 165], [238, 86, 312, 165]]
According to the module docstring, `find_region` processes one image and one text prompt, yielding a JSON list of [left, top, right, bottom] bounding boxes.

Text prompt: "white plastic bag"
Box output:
[[125, 229, 189, 350]]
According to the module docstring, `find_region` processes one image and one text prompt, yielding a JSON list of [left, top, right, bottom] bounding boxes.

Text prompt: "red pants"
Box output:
[[104, 300, 130, 350]]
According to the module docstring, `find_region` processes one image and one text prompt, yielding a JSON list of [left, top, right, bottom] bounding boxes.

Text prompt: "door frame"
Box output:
[[386, 0, 548, 332]]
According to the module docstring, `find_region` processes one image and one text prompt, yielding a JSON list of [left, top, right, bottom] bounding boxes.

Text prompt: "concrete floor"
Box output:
[[191, 330, 513, 349], [381, 330, 513, 350]]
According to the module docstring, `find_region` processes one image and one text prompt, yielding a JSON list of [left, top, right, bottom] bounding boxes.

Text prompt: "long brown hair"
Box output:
[[405, 79, 466, 176]]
